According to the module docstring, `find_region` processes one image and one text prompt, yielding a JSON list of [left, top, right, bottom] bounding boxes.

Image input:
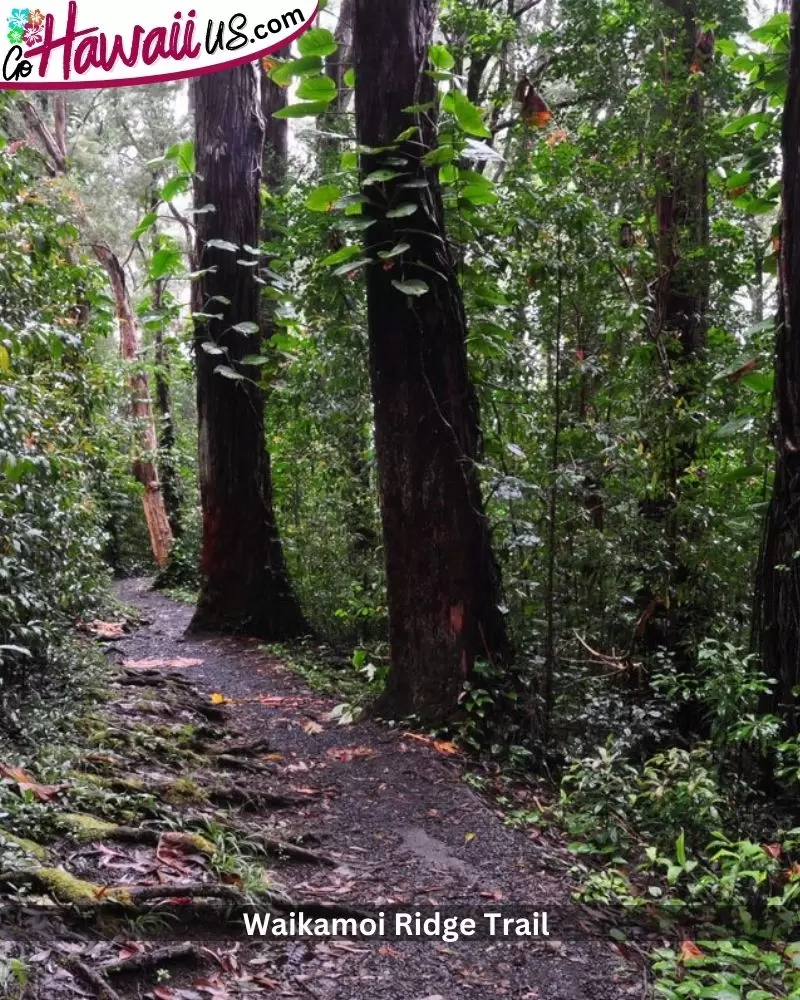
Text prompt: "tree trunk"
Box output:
[[190, 65, 305, 638], [638, 1, 710, 677], [18, 96, 174, 568], [93, 245, 174, 568], [757, 0, 800, 727], [152, 277, 183, 539], [353, 0, 509, 724]]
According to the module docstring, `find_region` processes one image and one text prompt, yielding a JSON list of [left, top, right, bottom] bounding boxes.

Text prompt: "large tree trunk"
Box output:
[[353, 0, 509, 724], [638, 1, 710, 680], [757, 0, 800, 727], [190, 65, 305, 638], [93, 245, 174, 568]]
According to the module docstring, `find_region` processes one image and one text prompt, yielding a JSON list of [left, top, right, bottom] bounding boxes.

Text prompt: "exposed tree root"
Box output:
[[209, 736, 272, 758], [102, 942, 200, 975], [65, 957, 124, 1000]]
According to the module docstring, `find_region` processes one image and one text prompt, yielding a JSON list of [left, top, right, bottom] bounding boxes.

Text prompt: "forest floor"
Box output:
[[0, 580, 646, 1000]]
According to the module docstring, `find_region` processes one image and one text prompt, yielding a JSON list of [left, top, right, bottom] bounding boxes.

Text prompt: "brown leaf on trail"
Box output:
[[763, 842, 782, 859], [302, 719, 324, 735], [326, 746, 375, 763], [123, 658, 204, 670], [210, 693, 230, 705], [84, 620, 126, 640], [679, 940, 704, 962], [0, 764, 65, 802], [152, 988, 178, 1000], [433, 740, 461, 756], [156, 833, 209, 875], [726, 359, 759, 383], [379, 944, 403, 958]]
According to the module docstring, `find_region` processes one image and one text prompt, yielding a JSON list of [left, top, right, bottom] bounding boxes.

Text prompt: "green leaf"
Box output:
[[297, 75, 337, 102], [160, 174, 190, 202], [270, 55, 323, 85], [274, 101, 332, 119], [343, 67, 356, 88], [451, 91, 491, 138], [459, 184, 498, 206], [149, 246, 182, 279], [231, 322, 260, 335], [322, 245, 363, 266], [392, 278, 429, 296], [429, 44, 455, 70], [364, 169, 403, 185], [721, 111, 774, 135], [214, 365, 245, 380], [403, 101, 436, 114], [201, 341, 225, 355], [305, 185, 342, 212], [176, 139, 195, 174], [422, 145, 455, 166], [0, 344, 10, 373], [386, 203, 418, 218], [131, 212, 158, 240], [378, 242, 411, 260], [297, 27, 338, 58], [205, 239, 239, 253], [333, 258, 372, 277]]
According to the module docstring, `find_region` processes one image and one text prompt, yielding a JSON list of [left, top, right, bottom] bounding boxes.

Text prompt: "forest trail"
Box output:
[[0, 580, 642, 1000], [107, 580, 639, 999]]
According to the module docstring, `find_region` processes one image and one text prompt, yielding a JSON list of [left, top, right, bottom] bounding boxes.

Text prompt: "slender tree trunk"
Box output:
[[190, 65, 305, 637], [638, 2, 710, 676], [353, 0, 509, 724], [93, 245, 174, 568], [757, 0, 800, 727], [19, 96, 174, 568], [152, 277, 182, 539]]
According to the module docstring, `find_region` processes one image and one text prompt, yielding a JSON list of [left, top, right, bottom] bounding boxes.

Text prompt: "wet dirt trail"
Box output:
[[0, 580, 645, 1000]]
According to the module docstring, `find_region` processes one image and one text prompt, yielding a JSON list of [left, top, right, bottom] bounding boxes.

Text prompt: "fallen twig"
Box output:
[[102, 942, 200, 975], [65, 957, 124, 1000]]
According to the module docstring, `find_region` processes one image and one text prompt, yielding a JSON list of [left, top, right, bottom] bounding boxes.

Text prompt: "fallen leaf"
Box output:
[[124, 658, 204, 670], [84, 620, 126, 640], [465, 832, 477, 844], [433, 740, 461, 756], [378, 944, 403, 958], [210, 693, 230, 705], [679, 940, 704, 961], [302, 719, 323, 735], [326, 746, 375, 763], [726, 359, 759, 383], [0, 764, 65, 802]]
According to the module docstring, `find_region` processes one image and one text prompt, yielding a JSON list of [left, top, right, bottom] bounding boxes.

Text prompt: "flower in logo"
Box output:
[[23, 20, 41, 44], [27, 7, 43, 25], [7, 8, 30, 31], [6, 26, 22, 43]]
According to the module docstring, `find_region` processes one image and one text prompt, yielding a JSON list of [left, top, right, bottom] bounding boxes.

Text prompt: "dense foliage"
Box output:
[[3, 0, 800, 994]]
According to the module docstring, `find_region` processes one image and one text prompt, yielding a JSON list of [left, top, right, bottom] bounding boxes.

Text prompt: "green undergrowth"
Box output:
[[263, 639, 388, 724]]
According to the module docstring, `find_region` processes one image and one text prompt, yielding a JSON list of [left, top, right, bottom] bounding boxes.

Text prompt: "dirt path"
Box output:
[[0, 580, 644, 1000], [111, 580, 641, 1000]]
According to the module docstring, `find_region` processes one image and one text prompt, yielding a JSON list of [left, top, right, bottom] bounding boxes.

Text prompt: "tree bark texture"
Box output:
[[190, 65, 305, 638], [353, 0, 509, 723], [757, 0, 800, 726]]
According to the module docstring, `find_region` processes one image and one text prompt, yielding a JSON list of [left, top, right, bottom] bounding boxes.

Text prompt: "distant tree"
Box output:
[[353, 0, 509, 723], [190, 65, 305, 637]]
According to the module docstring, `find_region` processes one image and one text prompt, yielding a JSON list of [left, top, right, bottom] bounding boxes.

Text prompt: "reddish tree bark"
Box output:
[[190, 65, 305, 637], [353, 0, 509, 723]]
